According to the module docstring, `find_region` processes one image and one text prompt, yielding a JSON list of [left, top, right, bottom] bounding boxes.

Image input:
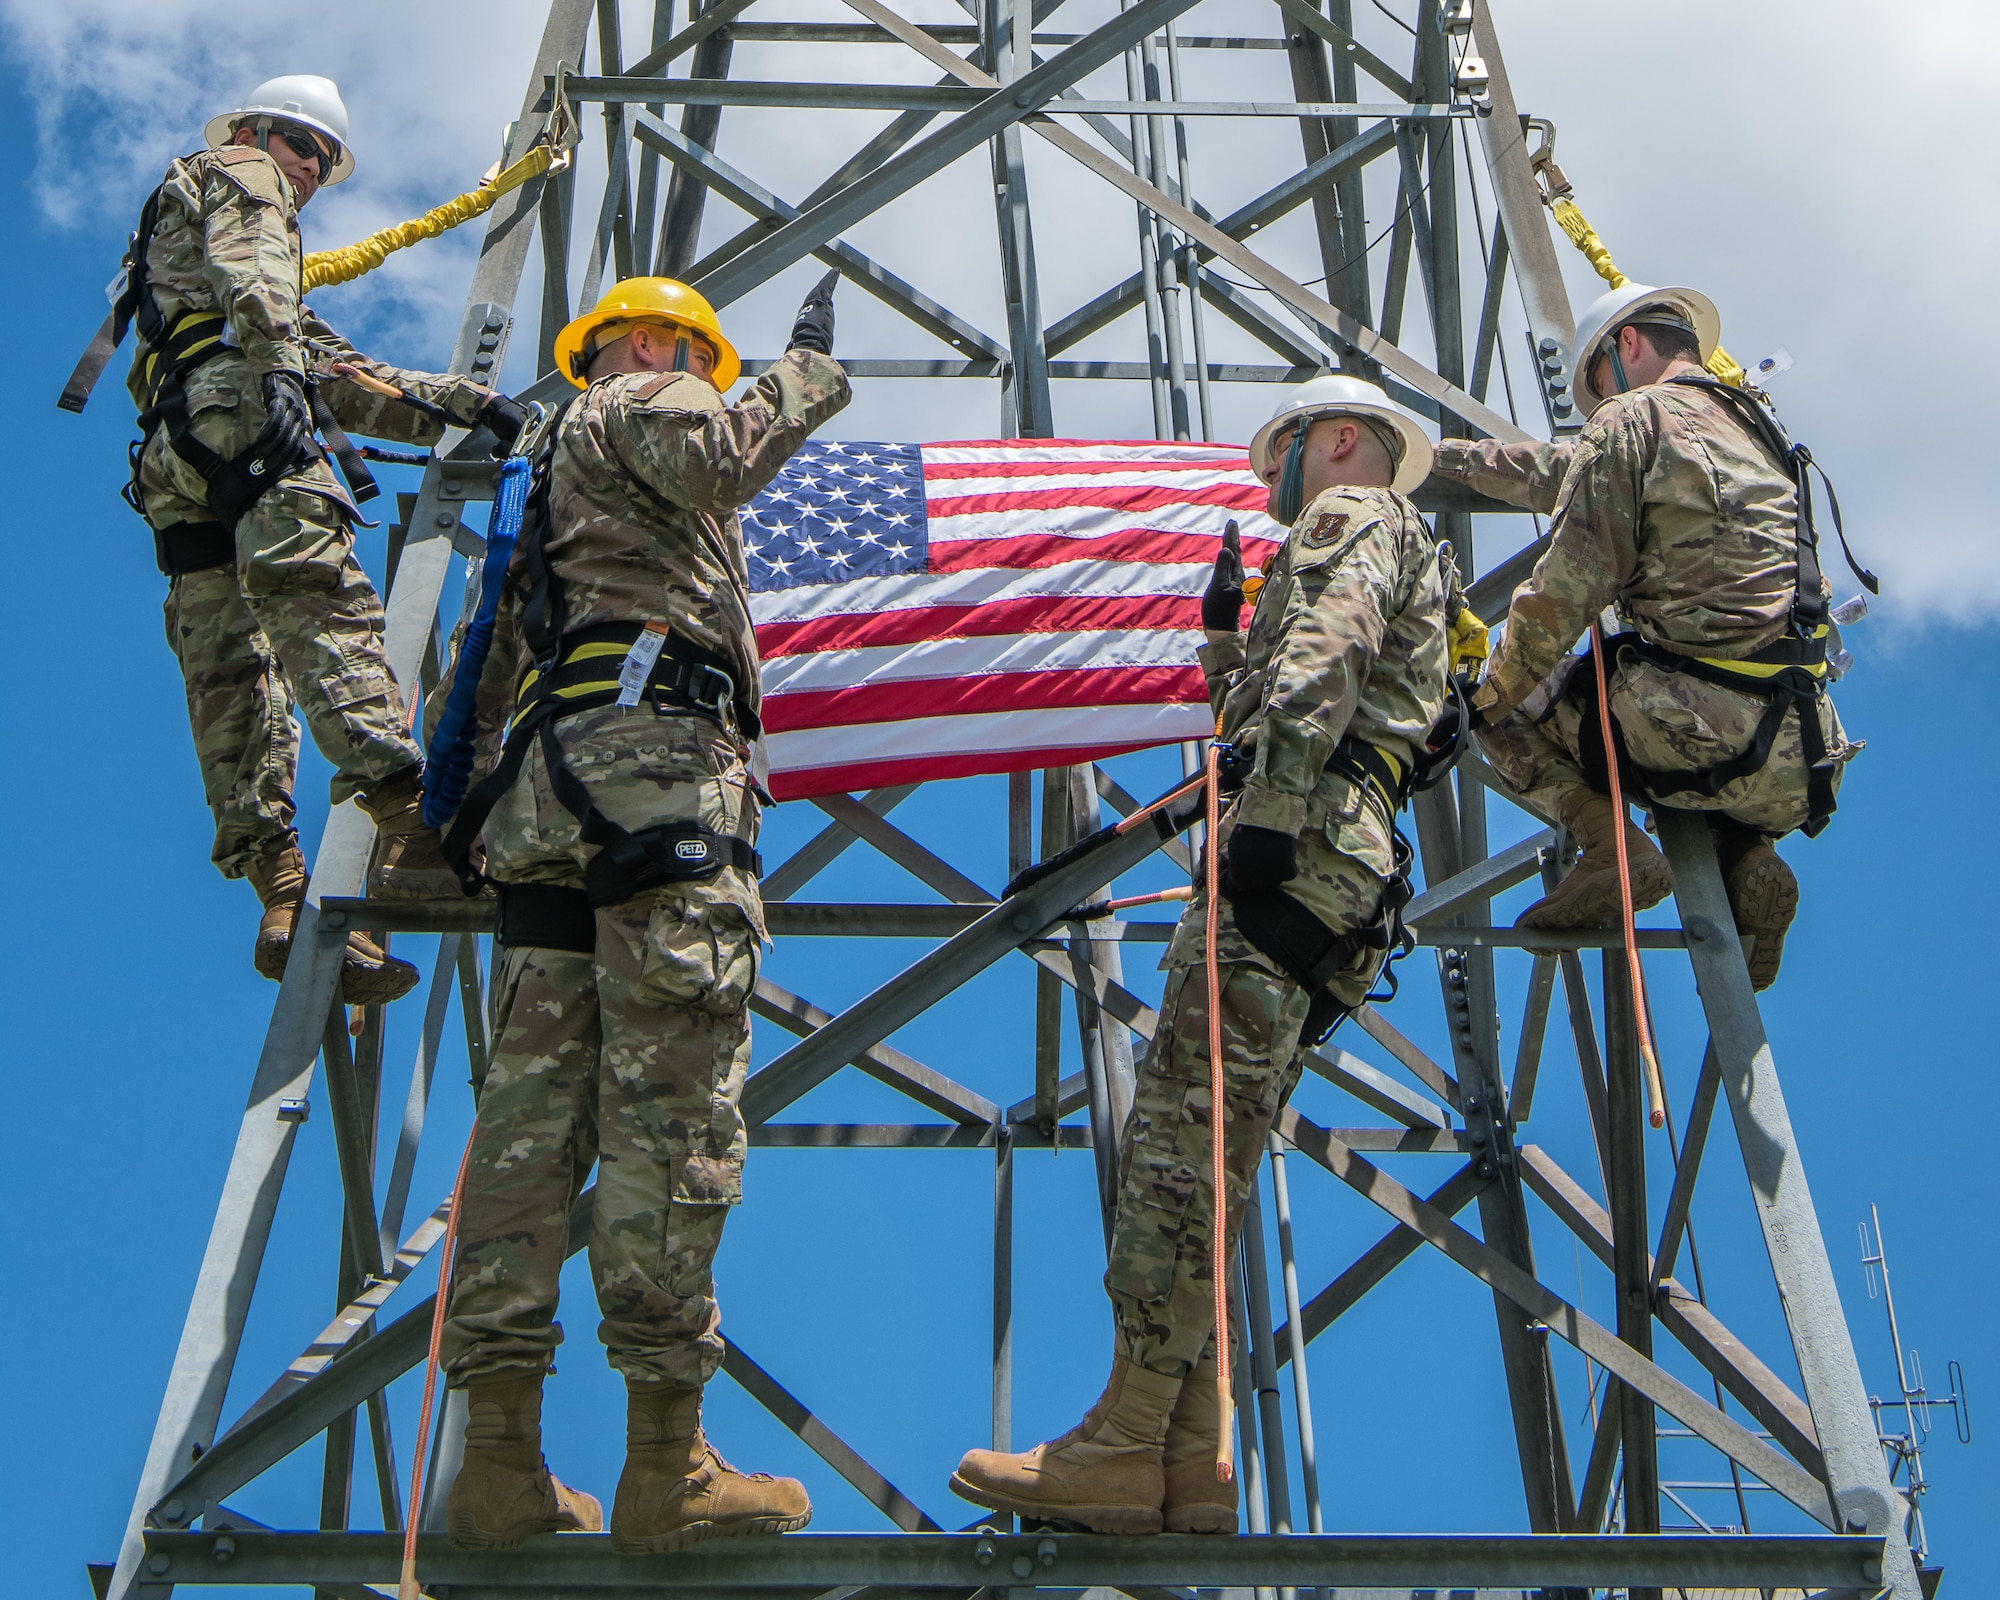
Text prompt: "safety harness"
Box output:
[[436, 404, 763, 924], [64, 163, 381, 572], [1224, 735, 1418, 1047], [1574, 376, 1875, 840]]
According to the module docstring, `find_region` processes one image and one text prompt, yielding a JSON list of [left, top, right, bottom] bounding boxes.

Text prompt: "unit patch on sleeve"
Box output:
[[1300, 511, 1349, 549]]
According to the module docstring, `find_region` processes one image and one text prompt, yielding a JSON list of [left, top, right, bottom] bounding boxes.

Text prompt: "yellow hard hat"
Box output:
[[553, 277, 740, 391]]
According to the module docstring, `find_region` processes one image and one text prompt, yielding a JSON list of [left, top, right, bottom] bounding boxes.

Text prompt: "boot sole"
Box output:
[[447, 1511, 567, 1551], [948, 1473, 1163, 1535], [256, 935, 422, 1005], [253, 935, 291, 982], [609, 1511, 811, 1553], [1728, 855, 1798, 992], [341, 960, 423, 1006], [1163, 1505, 1238, 1534]]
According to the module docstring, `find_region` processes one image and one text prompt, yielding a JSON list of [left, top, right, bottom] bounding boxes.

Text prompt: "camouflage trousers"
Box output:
[[143, 385, 423, 876], [442, 708, 764, 1386], [439, 883, 759, 1387], [1109, 796, 1396, 1376], [1478, 647, 1859, 837]]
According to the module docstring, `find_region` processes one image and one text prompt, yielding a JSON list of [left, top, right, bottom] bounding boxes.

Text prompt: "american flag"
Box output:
[[745, 438, 1285, 801]]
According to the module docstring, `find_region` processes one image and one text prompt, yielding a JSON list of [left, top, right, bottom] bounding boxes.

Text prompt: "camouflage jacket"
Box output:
[[124, 146, 497, 444], [1198, 485, 1449, 838], [440, 351, 852, 782], [1430, 378, 1821, 713]]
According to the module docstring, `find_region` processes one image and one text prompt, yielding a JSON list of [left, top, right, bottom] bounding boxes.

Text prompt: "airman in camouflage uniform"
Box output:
[[122, 82, 522, 1000], [432, 275, 848, 1553], [952, 380, 1448, 1537], [1432, 287, 1861, 987]]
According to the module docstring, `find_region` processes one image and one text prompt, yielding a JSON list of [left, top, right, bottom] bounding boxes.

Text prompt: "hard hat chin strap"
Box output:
[[253, 114, 273, 155], [1274, 419, 1312, 526], [1604, 328, 1633, 398], [673, 335, 690, 373]]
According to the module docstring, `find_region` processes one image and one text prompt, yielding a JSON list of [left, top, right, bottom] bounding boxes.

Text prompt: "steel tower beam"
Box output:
[[98, 4, 1936, 1598]]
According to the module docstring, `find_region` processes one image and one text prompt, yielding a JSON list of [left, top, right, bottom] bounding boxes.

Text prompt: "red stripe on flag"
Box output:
[[920, 437, 1250, 453], [755, 592, 1200, 657], [922, 456, 1250, 480], [768, 739, 1187, 802], [926, 482, 1266, 518], [925, 526, 1240, 573], [761, 664, 1206, 734]]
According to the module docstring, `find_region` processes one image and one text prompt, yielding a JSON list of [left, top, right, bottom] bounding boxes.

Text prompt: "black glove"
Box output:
[[1464, 678, 1504, 733], [1202, 518, 1245, 632], [257, 370, 317, 466], [1221, 823, 1298, 898], [477, 392, 530, 448], [788, 268, 839, 356]]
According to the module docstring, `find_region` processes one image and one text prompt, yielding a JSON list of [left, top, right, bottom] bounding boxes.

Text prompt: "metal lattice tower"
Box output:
[[101, 1, 1930, 1596]]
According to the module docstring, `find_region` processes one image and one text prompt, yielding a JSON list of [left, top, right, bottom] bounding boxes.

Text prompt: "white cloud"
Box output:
[[1, 0, 553, 365], [1492, 0, 2000, 632], [11, 0, 1996, 639]]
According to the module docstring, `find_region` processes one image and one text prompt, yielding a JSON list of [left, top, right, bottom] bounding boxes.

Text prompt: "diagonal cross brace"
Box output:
[[1270, 1161, 1490, 1357], [1275, 1108, 1837, 1527], [741, 801, 1196, 1124], [764, 786, 920, 902], [1043, 120, 1395, 355], [721, 1343, 943, 1532], [811, 792, 996, 904], [631, 112, 1008, 359], [825, 0, 1530, 441], [751, 978, 1000, 1125], [1516, 1142, 1826, 1480], [695, 0, 1209, 310]]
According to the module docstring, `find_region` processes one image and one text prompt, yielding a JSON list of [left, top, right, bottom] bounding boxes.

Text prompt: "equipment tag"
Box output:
[[105, 265, 129, 306], [615, 621, 672, 708], [1749, 347, 1794, 385]]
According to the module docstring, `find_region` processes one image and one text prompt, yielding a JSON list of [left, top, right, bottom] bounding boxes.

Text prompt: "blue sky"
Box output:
[[2, 3, 1993, 1596]]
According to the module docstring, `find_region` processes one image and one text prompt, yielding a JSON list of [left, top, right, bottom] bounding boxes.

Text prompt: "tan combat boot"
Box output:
[[445, 1371, 602, 1549], [1161, 1356, 1238, 1534], [244, 841, 421, 1005], [1516, 788, 1674, 932], [245, 842, 311, 982], [358, 766, 463, 900], [611, 1380, 812, 1553], [1716, 830, 1798, 991], [950, 1354, 1180, 1534]]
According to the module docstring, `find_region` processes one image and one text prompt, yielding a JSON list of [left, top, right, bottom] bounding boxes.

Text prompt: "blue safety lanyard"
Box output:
[[421, 453, 534, 829]]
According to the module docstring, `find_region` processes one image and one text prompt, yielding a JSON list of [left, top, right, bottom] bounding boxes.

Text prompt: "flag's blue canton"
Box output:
[[743, 440, 930, 593]]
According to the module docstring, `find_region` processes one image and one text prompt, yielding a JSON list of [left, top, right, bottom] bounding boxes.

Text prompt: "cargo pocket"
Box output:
[[1326, 799, 1396, 881], [318, 656, 399, 720], [635, 896, 760, 1018]]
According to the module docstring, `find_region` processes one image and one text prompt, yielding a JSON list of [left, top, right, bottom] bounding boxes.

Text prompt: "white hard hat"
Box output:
[[1248, 374, 1435, 496], [205, 75, 355, 184], [1568, 282, 1718, 415]]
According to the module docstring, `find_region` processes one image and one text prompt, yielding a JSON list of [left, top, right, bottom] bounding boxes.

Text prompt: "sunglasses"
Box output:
[[274, 124, 334, 183]]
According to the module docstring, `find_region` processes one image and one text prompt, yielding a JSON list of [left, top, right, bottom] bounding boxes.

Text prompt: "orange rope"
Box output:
[[1112, 770, 1209, 836], [1095, 886, 1195, 912], [399, 1136, 476, 1600], [1202, 736, 1236, 1484], [1588, 625, 1668, 1129]]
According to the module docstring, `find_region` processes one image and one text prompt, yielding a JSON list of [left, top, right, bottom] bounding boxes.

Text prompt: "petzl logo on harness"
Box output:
[[674, 839, 710, 862]]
